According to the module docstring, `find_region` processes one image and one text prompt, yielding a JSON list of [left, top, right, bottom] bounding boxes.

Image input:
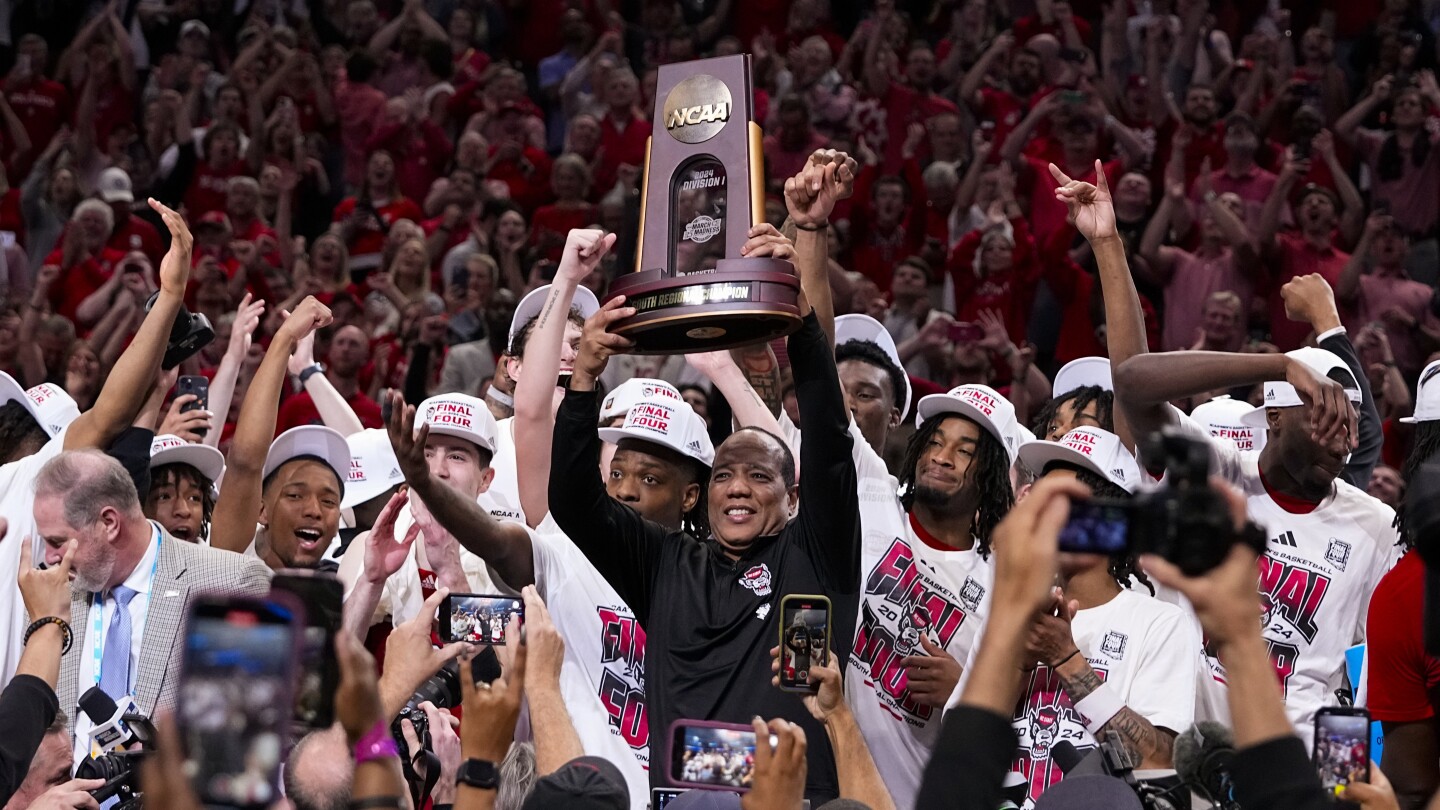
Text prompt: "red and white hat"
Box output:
[[915, 384, 1028, 462], [341, 428, 406, 509], [149, 434, 226, 483], [0, 373, 80, 439], [835, 313, 913, 416], [507, 284, 601, 355], [1052, 357, 1112, 398], [1190, 396, 1265, 453], [600, 377, 682, 422], [597, 396, 715, 467], [263, 425, 352, 484], [417, 393, 499, 454], [1401, 359, 1440, 424], [1239, 347, 1361, 428], [1017, 426, 1140, 493]]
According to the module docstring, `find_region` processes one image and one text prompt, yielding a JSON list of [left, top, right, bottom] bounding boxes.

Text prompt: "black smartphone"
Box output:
[[778, 594, 831, 693], [1294, 136, 1313, 160], [179, 594, 302, 810], [1058, 498, 1135, 555], [1314, 707, 1371, 804], [439, 593, 524, 645], [668, 720, 776, 791], [652, 788, 687, 808], [177, 375, 209, 437], [269, 570, 343, 729]]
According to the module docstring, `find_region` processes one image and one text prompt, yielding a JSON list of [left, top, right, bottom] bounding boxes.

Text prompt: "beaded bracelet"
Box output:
[[24, 616, 72, 655]]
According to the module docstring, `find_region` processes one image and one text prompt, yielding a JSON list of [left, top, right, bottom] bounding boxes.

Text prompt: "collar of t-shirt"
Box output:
[[1259, 469, 1323, 514], [908, 511, 975, 553]]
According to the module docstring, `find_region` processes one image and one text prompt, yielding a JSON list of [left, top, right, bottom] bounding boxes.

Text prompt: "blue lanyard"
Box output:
[[90, 524, 162, 694]]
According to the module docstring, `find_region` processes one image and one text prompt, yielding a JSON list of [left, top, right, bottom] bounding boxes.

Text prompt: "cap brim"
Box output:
[[1053, 357, 1113, 398], [597, 425, 714, 467], [101, 189, 134, 203], [151, 443, 226, 483], [914, 395, 1007, 445], [264, 426, 352, 483], [424, 424, 497, 454], [0, 372, 28, 412], [1018, 439, 1105, 481], [1239, 405, 1275, 428], [836, 314, 913, 415], [508, 284, 602, 353]]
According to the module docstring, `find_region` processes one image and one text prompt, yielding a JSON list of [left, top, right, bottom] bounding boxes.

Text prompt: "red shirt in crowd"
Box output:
[[486, 144, 554, 213], [1024, 156, 1122, 249], [854, 82, 958, 174], [44, 246, 126, 324], [276, 388, 384, 434], [1267, 232, 1349, 352], [1365, 552, 1440, 723], [184, 159, 249, 219], [946, 217, 1042, 346], [1040, 225, 1160, 364], [332, 196, 426, 265], [844, 164, 928, 292], [335, 79, 390, 191], [1012, 13, 1094, 46], [366, 120, 454, 204], [2, 74, 70, 178], [595, 113, 651, 195], [107, 215, 165, 266], [531, 204, 597, 262], [0, 188, 24, 249]]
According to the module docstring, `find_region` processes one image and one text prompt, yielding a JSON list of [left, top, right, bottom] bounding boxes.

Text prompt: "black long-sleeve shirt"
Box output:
[[548, 313, 861, 803], [0, 674, 59, 805], [1231, 736, 1331, 810], [1318, 330, 1381, 490], [915, 706, 1018, 810]]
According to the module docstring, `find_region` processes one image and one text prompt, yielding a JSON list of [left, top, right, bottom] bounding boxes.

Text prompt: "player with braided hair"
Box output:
[[896, 410, 1015, 559]]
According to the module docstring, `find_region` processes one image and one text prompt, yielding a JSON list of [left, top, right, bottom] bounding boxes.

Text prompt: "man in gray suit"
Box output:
[[31, 449, 272, 766]]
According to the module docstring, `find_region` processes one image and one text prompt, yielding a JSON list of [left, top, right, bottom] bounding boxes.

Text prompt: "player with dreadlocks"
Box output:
[[1033, 357, 1117, 441], [998, 425, 1200, 806]]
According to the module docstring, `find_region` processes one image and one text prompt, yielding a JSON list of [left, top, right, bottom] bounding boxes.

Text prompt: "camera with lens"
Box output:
[[144, 291, 215, 370], [393, 660, 461, 755], [76, 748, 149, 809]]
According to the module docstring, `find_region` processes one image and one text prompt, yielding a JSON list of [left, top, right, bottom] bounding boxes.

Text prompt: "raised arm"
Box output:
[[684, 352, 787, 441], [64, 201, 193, 451], [1312, 130, 1365, 247], [287, 330, 365, 436], [1257, 150, 1308, 255], [1334, 75, 1393, 143], [512, 229, 615, 527], [209, 296, 333, 554], [1000, 94, 1061, 167], [785, 149, 858, 347], [1138, 184, 1184, 287], [959, 32, 1016, 110], [1338, 213, 1387, 305], [519, 588, 586, 775]]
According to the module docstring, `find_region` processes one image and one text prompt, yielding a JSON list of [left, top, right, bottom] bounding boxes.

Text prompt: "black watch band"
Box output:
[[456, 758, 500, 789], [298, 363, 326, 384]]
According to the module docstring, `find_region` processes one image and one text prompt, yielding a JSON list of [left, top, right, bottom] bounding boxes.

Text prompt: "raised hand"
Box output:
[[784, 149, 858, 228], [384, 393, 432, 493], [458, 618, 527, 762], [19, 526, 75, 622], [148, 198, 193, 295], [333, 630, 385, 744], [741, 719, 807, 810], [286, 328, 317, 377], [1282, 353, 1357, 450], [1050, 160, 1117, 242], [276, 296, 333, 344], [557, 228, 618, 284], [739, 223, 798, 262], [1280, 272, 1341, 332], [975, 308, 1012, 352], [157, 396, 212, 443], [573, 296, 636, 385]]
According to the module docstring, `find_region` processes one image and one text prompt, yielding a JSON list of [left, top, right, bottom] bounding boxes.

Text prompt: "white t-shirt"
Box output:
[[1173, 415, 1402, 745], [477, 417, 525, 523], [0, 432, 67, 683], [998, 589, 1200, 809], [524, 516, 650, 810]]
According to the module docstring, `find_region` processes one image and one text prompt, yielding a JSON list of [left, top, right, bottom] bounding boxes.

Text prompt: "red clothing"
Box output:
[[2, 76, 70, 177], [530, 204, 597, 262], [44, 246, 126, 324], [81, 79, 135, 148], [485, 145, 553, 213], [1267, 233, 1349, 351], [844, 164, 928, 292], [1366, 552, 1440, 723], [1024, 156, 1122, 249], [1041, 225, 1160, 364], [276, 388, 385, 434], [107, 215, 165, 266], [854, 83, 959, 174], [976, 88, 1028, 151], [183, 159, 248, 219], [0, 188, 24, 249], [1012, 14, 1094, 46], [507, 0, 593, 66], [453, 48, 491, 86], [332, 196, 426, 265], [1153, 119, 1227, 189], [595, 113, 651, 195], [365, 120, 454, 205], [335, 80, 389, 190], [946, 217, 1042, 345]]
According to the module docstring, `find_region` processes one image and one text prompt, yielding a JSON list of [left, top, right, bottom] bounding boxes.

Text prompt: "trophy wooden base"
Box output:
[[608, 257, 802, 354]]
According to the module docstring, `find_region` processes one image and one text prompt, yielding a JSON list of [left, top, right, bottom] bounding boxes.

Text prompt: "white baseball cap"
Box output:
[[915, 384, 1027, 462], [1239, 347, 1361, 428], [341, 428, 406, 509], [149, 434, 226, 483], [97, 167, 134, 203], [1190, 395, 1266, 453], [1053, 357, 1112, 399], [180, 19, 211, 38], [263, 425, 351, 486], [416, 393, 498, 454], [600, 377, 682, 422], [507, 284, 601, 355], [597, 396, 715, 467], [1018, 426, 1141, 493], [835, 313, 913, 416], [0, 373, 80, 439], [1401, 359, 1440, 423]]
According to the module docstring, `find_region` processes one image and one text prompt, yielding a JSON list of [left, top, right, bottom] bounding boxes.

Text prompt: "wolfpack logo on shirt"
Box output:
[[1012, 663, 1107, 807], [852, 538, 973, 723], [596, 606, 650, 764], [1100, 631, 1128, 659], [739, 564, 772, 596], [1325, 539, 1351, 571]]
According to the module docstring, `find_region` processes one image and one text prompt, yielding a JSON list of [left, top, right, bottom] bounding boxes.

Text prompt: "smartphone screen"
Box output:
[[179, 596, 299, 809], [652, 788, 687, 808], [669, 721, 776, 791], [778, 595, 830, 692], [440, 593, 524, 645], [1314, 709, 1371, 797], [269, 571, 343, 729], [949, 323, 984, 344], [1058, 499, 1133, 555]]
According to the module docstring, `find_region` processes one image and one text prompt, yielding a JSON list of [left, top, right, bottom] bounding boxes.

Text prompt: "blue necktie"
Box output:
[[98, 586, 137, 701]]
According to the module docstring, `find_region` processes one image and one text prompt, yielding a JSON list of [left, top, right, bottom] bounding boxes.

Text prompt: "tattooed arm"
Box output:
[[1054, 658, 1176, 769], [732, 342, 784, 418]]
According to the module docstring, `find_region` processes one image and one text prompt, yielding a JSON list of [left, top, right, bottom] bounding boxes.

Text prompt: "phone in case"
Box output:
[[668, 719, 776, 792], [652, 788, 687, 808], [1313, 706, 1371, 805], [177, 375, 210, 438], [269, 569, 343, 729], [178, 594, 302, 809], [439, 593, 524, 645], [777, 594, 831, 693]]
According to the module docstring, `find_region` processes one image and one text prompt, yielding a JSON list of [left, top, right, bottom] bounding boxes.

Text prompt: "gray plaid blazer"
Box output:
[[57, 528, 272, 738]]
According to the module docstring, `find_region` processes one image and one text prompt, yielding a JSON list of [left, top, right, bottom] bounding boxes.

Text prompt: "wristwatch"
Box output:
[[298, 362, 326, 384], [456, 759, 500, 789]]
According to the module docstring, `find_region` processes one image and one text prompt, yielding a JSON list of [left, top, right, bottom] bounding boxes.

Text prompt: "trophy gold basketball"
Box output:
[[607, 55, 802, 353]]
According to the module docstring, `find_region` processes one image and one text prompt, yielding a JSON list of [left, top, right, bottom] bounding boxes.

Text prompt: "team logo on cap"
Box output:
[[627, 402, 675, 435], [152, 436, 187, 452], [643, 383, 680, 400], [739, 563, 773, 596], [427, 400, 477, 430]]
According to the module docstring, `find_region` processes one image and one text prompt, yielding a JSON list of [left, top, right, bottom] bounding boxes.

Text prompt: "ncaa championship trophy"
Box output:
[[608, 55, 802, 353]]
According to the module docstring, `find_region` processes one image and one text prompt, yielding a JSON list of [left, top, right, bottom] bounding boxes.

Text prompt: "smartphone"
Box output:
[[1313, 707, 1371, 803], [652, 788, 687, 809], [177, 375, 210, 438], [179, 594, 302, 810], [439, 593, 524, 645], [668, 720, 777, 791], [949, 322, 984, 344], [1059, 498, 1134, 555], [778, 594, 831, 693], [269, 570, 342, 729], [1293, 136, 1313, 160]]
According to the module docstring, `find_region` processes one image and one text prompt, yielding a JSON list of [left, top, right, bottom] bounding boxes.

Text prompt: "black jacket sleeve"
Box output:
[[915, 706, 1019, 810], [548, 387, 671, 624], [1230, 736, 1330, 810], [1320, 329, 1380, 490], [789, 312, 861, 592], [0, 674, 59, 806]]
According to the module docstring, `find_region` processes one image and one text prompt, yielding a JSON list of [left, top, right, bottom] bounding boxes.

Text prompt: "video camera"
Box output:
[[75, 687, 157, 810], [143, 291, 215, 370]]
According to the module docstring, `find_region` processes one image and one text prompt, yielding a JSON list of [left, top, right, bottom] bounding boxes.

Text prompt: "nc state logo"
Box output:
[[739, 564, 773, 596], [1029, 706, 1062, 757]]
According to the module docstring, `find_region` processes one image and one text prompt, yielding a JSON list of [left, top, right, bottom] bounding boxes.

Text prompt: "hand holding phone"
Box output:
[[1314, 707, 1371, 804], [778, 595, 831, 693], [949, 322, 984, 344], [440, 593, 524, 645], [668, 720, 776, 791]]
